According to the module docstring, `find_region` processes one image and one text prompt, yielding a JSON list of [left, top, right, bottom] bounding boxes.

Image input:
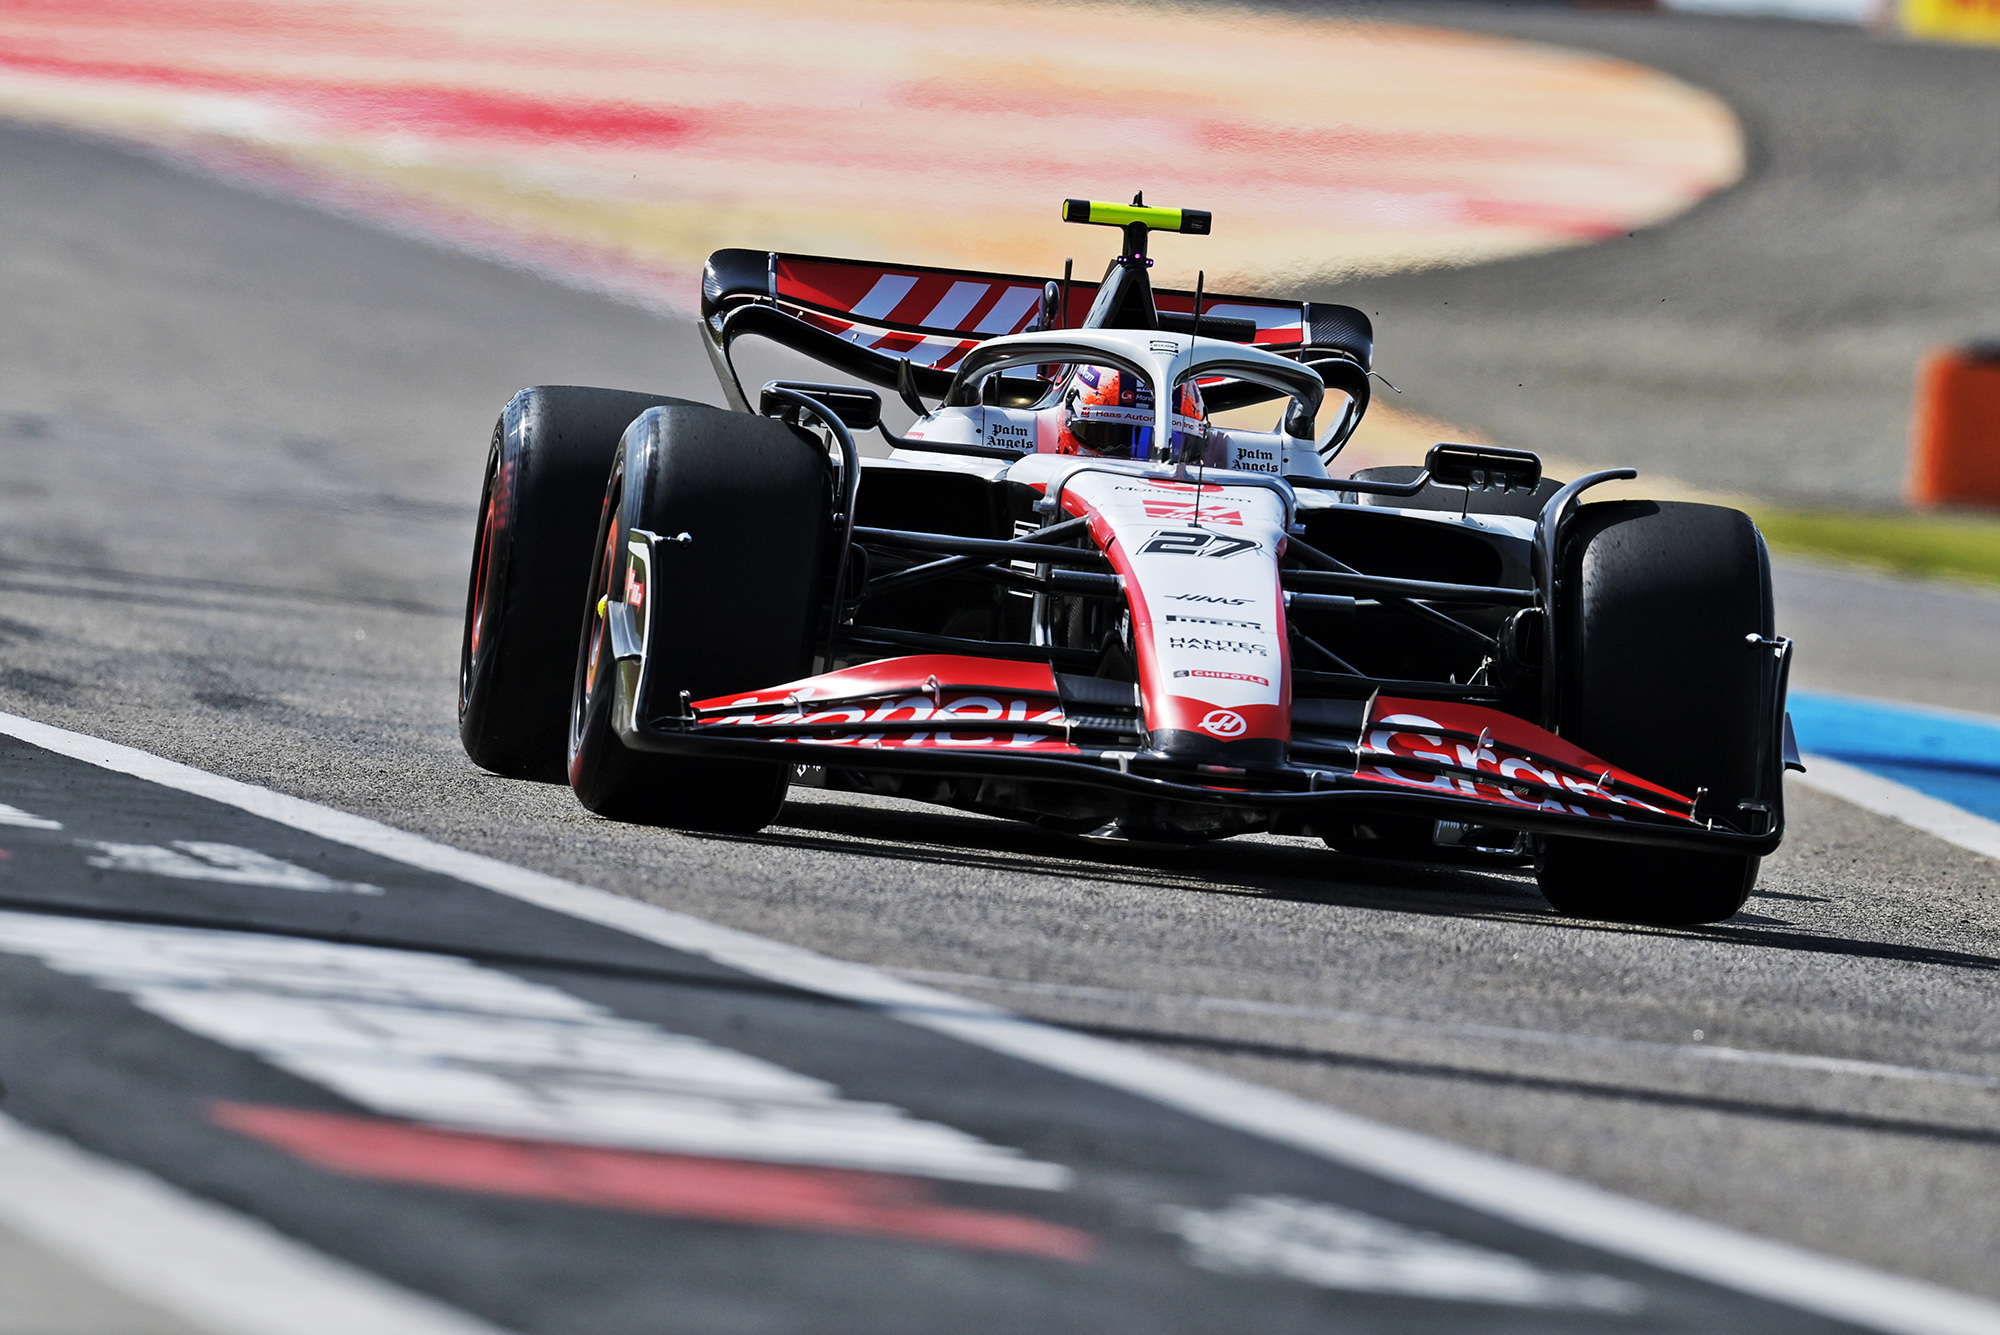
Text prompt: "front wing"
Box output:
[[607, 652, 1784, 856]]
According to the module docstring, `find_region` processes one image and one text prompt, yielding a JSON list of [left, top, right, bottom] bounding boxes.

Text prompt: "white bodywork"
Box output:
[[883, 327, 1346, 752], [1013, 454, 1293, 748]]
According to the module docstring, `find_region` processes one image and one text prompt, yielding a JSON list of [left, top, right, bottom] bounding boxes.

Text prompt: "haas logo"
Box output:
[[1198, 709, 1248, 739]]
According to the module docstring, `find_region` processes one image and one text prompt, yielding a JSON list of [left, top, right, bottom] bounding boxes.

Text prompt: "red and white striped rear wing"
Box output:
[[700, 248, 1373, 386]]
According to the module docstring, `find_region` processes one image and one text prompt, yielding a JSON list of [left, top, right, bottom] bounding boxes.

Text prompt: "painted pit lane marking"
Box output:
[[209, 1103, 1093, 1261], [1790, 691, 2000, 833], [1792, 757, 2000, 866], [0, 826, 1652, 1300], [82, 840, 386, 895], [2, 711, 1998, 1334], [0, 915, 1636, 1290], [1785, 691, 2000, 864], [0, 1111, 510, 1335], [0, 800, 380, 894], [1161, 1195, 1642, 1313], [0, 909, 1068, 1190], [0, 840, 1639, 1289]]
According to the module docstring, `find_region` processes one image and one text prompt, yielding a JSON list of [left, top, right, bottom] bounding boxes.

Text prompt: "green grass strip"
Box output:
[[1748, 506, 2000, 586]]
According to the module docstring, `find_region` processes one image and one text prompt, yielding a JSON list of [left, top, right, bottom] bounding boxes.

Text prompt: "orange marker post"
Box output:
[[1909, 343, 2000, 510], [1900, 0, 2000, 46]]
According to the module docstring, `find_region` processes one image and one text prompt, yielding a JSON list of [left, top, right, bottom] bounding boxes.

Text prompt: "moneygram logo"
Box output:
[[1198, 709, 1248, 739]]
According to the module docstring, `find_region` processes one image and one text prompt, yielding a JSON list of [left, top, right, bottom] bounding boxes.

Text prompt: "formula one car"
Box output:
[[459, 198, 1800, 925]]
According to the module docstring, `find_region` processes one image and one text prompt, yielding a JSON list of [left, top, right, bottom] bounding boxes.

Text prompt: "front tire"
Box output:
[[459, 386, 697, 780], [1537, 501, 1773, 925], [568, 404, 829, 832]]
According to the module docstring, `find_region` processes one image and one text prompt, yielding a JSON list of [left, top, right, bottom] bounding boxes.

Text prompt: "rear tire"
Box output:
[[568, 404, 829, 832], [1537, 501, 1772, 925], [459, 386, 698, 780]]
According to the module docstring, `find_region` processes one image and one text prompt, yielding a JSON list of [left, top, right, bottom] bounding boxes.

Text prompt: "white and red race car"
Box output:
[[459, 199, 1798, 925]]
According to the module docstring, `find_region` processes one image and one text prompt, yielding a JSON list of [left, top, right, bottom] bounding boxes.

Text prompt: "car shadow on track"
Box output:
[[748, 793, 1553, 918], [690, 794, 2000, 975], [1077, 1019, 2000, 1147], [0, 557, 456, 618]]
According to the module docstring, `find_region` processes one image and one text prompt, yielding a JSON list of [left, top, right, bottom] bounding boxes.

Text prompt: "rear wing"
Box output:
[[700, 249, 1374, 406]]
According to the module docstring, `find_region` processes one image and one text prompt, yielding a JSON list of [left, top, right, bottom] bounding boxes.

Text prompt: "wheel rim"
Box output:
[[468, 488, 498, 658], [458, 444, 502, 718], [583, 511, 617, 699], [570, 475, 622, 762]]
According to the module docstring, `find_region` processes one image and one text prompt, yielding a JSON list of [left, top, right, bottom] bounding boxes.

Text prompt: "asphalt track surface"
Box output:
[[0, 724, 1924, 1335], [1286, 1, 2000, 506], [0, 16, 1997, 1328]]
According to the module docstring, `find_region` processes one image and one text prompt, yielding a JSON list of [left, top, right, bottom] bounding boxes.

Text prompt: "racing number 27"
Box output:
[[1138, 531, 1258, 560]]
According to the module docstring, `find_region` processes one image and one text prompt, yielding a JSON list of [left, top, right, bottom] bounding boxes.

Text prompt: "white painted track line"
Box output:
[[3, 709, 1999, 1335], [0, 1112, 510, 1335], [890, 967, 2000, 1091], [1793, 756, 2000, 864]]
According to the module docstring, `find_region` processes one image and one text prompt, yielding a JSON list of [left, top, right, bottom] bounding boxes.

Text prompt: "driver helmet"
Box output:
[[1056, 366, 1207, 460]]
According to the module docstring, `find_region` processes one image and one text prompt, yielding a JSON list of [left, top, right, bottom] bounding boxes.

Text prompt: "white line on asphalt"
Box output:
[[887, 967, 2000, 1092], [0, 909, 1068, 1189], [81, 840, 385, 894], [1159, 1194, 1644, 1312], [3, 708, 1999, 1335], [0, 1112, 510, 1335], [1792, 756, 2000, 864]]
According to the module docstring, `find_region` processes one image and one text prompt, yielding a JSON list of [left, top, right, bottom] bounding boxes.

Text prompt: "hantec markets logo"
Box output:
[[1198, 709, 1248, 738], [1168, 636, 1267, 656]]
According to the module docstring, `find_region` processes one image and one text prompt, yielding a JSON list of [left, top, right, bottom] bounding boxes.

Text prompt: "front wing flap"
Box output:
[[606, 652, 1773, 854]]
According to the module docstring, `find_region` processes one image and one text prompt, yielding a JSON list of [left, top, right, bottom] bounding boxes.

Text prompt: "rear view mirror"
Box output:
[[760, 381, 882, 432], [1424, 442, 1543, 492]]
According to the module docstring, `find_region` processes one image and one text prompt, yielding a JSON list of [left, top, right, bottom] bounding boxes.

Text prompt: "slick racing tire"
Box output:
[[460, 386, 698, 781], [568, 404, 828, 831], [1537, 501, 1772, 925]]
